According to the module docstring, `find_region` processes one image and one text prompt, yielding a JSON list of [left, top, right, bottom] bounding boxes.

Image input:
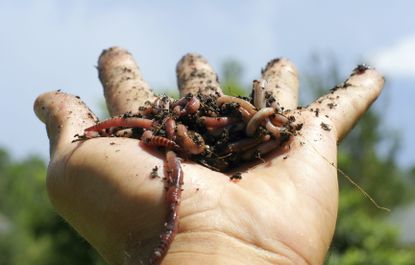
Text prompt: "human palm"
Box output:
[[34, 47, 384, 265]]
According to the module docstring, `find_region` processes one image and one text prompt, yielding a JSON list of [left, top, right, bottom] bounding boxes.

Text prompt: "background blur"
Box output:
[[0, 1, 414, 264]]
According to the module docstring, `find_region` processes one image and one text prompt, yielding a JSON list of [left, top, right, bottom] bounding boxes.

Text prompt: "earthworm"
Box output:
[[176, 124, 205, 155], [241, 139, 282, 161], [173, 96, 200, 116], [217, 95, 257, 115], [223, 134, 270, 153], [84, 117, 153, 132], [206, 122, 245, 137], [141, 130, 179, 150], [184, 96, 200, 114], [149, 150, 183, 265], [238, 106, 253, 122], [246, 107, 275, 136], [173, 105, 182, 117], [200, 116, 239, 128], [270, 113, 289, 127], [165, 117, 176, 141], [172, 96, 188, 108], [265, 119, 282, 138], [253, 79, 267, 109]]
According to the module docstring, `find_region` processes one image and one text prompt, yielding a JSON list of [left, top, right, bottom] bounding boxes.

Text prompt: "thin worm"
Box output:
[[173, 96, 200, 116], [206, 122, 245, 137], [223, 135, 270, 153], [165, 117, 176, 141], [172, 96, 188, 108], [239, 106, 253, 122], [149, 151, 183, 265], [241, 139, 282, 161], [217, 95, 257, 115], [84, 117, 153, 132], [173, 105, 182, 117], [176, 124, 205, 154], [265, 119, 282, 138], [270, 113, 289, 127], [184, 96, 200, 114], [141, 130, 179, 150], [200, 116, 239, 128], [246, 107, 275, 136]]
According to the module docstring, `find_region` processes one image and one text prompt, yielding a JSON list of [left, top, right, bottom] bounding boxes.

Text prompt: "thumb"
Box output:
[[34, 90, 98, 157]]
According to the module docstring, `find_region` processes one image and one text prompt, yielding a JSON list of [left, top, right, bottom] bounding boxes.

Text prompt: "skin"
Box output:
[[34, 47, 384, 265]]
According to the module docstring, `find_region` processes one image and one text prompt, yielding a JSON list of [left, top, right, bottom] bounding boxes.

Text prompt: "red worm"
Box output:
[[141, 130, 179, 150], [246, 107, 275, 136], [172, 96, 188, 108], [173, 96, 200, 116], [84, 117, 153, 132], [270, 113, 289, 127], [206, 122, 245, 137], [265, 119, 279, 138], [149, 151, 183, 265], [165, 117, 176, 141], [223, 135, 270, 153], [200, 116, 239, 128], [184, 96, 200, 114], [239, 106, 253, 122], [176, 124, 205, 155], [241, 139, 282, 161], [217, 95, 257, 115]]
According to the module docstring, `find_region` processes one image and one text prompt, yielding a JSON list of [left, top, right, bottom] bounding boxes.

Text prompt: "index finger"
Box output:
[[98, 47, 156, 116]]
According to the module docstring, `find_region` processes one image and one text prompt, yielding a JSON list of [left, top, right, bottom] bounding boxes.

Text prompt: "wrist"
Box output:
[[160, 230, 309, 265]]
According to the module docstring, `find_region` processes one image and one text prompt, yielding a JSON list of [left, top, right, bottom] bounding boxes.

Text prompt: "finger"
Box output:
[[176, 53, 223, 97], [309, 65, 384, 141], [98, 47, 156, 116], [261, 58, 299, 111], [34, 91, 97, 157]]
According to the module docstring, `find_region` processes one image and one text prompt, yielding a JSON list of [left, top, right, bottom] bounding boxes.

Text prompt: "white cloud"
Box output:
[[370, 35, 415, 78]]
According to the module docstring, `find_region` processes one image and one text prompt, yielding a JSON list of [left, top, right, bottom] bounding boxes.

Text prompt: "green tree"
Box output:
[[0, 148, 104, 265]]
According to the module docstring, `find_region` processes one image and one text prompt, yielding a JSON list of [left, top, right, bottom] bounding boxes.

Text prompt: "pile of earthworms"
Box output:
[[78, 79, 300, 171]]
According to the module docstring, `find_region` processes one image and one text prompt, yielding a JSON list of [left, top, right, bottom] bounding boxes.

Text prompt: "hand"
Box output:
[[34, 47, 384, 265]]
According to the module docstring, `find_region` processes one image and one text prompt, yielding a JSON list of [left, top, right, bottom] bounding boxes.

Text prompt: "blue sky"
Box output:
[[1, 0, 414, 167]]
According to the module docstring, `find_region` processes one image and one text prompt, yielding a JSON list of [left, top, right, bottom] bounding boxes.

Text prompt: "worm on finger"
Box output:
[[84, 117, 154, 132]]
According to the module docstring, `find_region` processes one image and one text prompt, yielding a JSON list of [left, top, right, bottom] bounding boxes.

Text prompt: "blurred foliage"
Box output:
[[0, 150, 105, 265], [220, 59, 248, 96], [0, 56, 414, 265]]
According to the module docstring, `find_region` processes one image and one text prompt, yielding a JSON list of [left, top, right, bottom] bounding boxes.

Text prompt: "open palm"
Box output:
[[34, 47, 384, 265]]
